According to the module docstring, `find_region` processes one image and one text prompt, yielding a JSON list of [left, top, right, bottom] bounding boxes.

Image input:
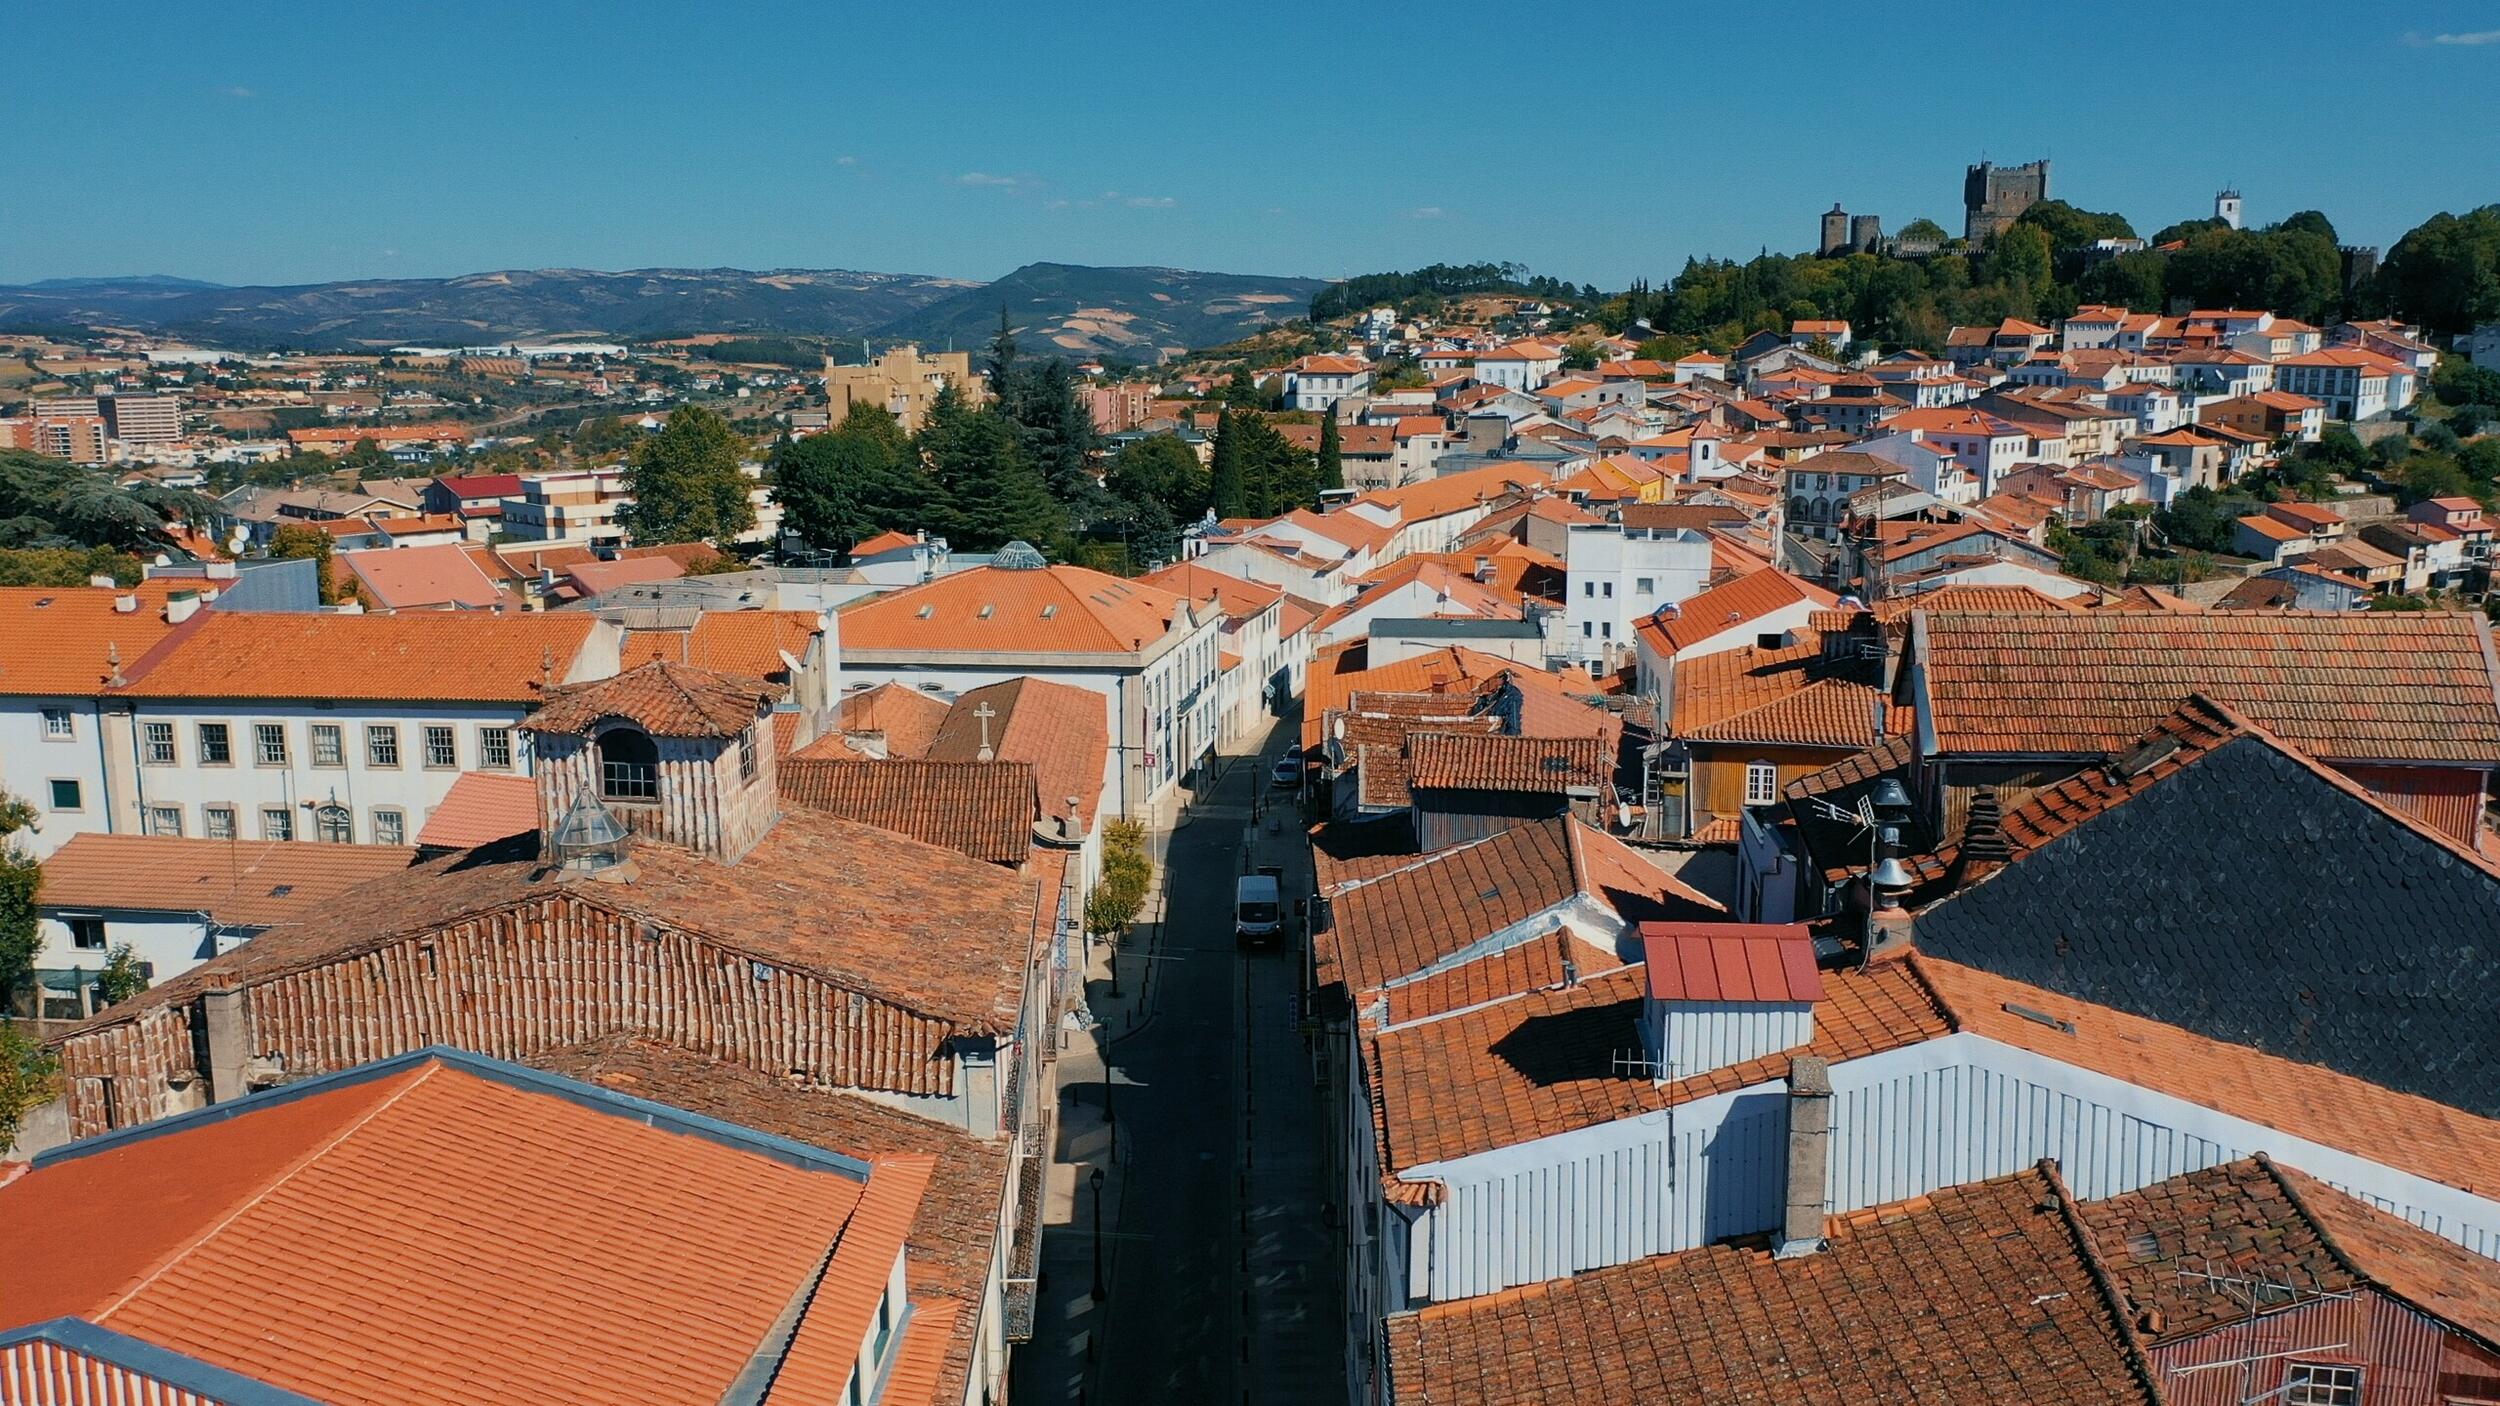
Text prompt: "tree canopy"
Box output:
[[0, 448, 202, 552], [618, 404, 756, 544]]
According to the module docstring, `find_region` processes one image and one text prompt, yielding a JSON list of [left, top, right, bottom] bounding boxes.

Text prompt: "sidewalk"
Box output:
[[1019, 720, 1284, 1405]]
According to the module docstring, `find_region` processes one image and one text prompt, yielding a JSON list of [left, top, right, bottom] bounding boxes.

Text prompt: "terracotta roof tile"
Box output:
[[781, 757, 1038, 864], [1406, 733, 1611, 795], [1683, 675, 1907, 749], [0, 1053, 914, 1406], [341, 543, 506, 610], [118, 611, 600, 704], [925, 676, 1109, 827], [832, 682, 954, 757], [39, 834, 419, 927], [1382, 928, 1625, 1025], [619, 609, 823, 681], [842, 563, 1191, 655], [1384, 1167, 2158, 1406], [522, 660, 780, 739], [1914, 609, 2500, 762], [1638, 569, 1835, 655], [411, 771, 538, 849], [0, 583, 203, 698]]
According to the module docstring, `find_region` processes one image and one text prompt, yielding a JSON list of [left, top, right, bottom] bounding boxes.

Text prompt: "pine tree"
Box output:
[[986, 305, 1018, 395], [921, 398, 1062, 551], [1208, 408, 1246, 518], [1317, 416, 1345, 493], [1225, 365, 1263, 409]]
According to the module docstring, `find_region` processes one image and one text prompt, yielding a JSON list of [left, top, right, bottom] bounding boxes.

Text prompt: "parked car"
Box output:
[[1235, 873, 1282, 946], [1271, 751, 1303, 787]]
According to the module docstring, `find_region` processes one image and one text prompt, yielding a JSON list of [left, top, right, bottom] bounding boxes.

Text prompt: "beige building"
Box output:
[[825, 344, 985, 432]]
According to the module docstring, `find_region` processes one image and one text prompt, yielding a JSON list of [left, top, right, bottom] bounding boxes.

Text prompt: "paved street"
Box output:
[[1021, 724, 1341, 1406]]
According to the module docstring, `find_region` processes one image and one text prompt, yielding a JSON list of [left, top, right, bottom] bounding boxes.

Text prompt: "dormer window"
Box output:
[[598, 726, 659, 801]]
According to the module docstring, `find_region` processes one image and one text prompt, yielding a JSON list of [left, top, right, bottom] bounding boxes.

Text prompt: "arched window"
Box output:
[[598, 727, 659, 801], [313, 803, 352, 843]]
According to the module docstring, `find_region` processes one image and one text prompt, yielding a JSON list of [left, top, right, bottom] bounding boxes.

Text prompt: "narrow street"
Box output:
[[1022, 723, 1341, 1406]]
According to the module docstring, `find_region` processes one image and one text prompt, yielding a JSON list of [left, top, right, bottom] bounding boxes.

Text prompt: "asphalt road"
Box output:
[[1092, 744, 1338, 1406]]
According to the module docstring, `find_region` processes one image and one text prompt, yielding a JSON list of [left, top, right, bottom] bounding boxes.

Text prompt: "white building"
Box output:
[[108, 613, 620, 846], [2, 583, 210, 859], [836, 550, 1224, 815], [1283, 355, 1375, 413], [1560, 520, 1713, 669]]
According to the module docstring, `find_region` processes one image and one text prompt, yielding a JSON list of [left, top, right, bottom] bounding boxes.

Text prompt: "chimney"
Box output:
[[1775, 1055, 1833, 1258], [1945, 786, 2011, 890], [1473, 555, 1495, 583], [201, 985, 252, 1103], [88, 573, 117, 588], [164, 590, 202, 625], [113, 592, 139, 614]]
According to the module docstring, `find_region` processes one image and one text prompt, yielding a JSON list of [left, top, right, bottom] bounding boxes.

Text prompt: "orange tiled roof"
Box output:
[[840, 563, 1191, 655], [39, 834, 418, 926], [620, 609, 824, 681], [0, 582, 196, 698], [523, 660, 778, 739], [1683, 675, 1907, 749], [117, 611, 600, 703], [1912, 609, 2500, 762], [1137, 559, 1283, 623], [1383, 1166, 2158, 1406], [342, 542, 505, 610], [833, 681, 954, 757], [1382, 927, 1625, 1026], [924, 676, 1109, 826], [781, 757, 1038, 864], [1638, 569, 1834, 655], [412, 771, 539, 849], [0, 1052, 925, 1406], [1406, 732, 1610, 794], [1303, 643, 1604, 752]]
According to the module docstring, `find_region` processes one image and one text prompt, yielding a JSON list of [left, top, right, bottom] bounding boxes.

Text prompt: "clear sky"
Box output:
[[6, 2, 2498, 291]]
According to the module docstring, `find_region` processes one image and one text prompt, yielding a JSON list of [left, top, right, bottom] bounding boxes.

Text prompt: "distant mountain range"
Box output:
[[0, 262, 1330, 362]]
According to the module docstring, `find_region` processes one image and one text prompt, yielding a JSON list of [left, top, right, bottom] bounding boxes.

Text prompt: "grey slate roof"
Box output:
[[1915, 736, 2500, 1116]]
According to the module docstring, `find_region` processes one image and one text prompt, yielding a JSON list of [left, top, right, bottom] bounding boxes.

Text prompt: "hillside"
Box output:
[[874, 262, 1325, 362], [0, 261, 1329, 360]]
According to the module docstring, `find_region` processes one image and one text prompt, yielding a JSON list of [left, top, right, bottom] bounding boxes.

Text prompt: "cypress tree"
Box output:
[[1208, 407, 1246, 518], [1317, 416, 1345, 493]]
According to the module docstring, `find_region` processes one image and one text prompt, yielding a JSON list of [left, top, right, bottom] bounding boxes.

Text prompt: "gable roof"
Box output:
[[1406, 732, 1611, 796], [0, 1049, 933, 1406], [116, 612, 601, 704], [835, 681, 954, 757], [1638, 569, 1835, 654], [1912, 609, 2500, 763], [522, 660, 779, 739], [411, 771, 539, 850], [1383, 1166, 2158, 1406], [2080, 1154, 2500, 1351], [619, 609, 822, 681], [0, 583, 196, 698], [923, 676, 1109, 826], [780, 757, 1038, 864], [841, 563, 1191, 655], [39, 835, 419, 927], [1911, 695, 2500, 1116], [340, 542, 505, 610], [1136, 559, 1283, 622]]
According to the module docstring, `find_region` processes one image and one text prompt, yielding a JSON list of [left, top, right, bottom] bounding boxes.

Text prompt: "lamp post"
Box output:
[[1089, 1166, 1108, 1302]]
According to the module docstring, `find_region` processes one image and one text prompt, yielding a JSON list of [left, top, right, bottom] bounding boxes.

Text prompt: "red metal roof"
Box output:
[[1639, 922, 1822, 1003]]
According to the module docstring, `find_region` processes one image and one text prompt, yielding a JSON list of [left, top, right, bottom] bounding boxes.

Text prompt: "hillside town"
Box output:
[[10, 19, 2500, 1393]]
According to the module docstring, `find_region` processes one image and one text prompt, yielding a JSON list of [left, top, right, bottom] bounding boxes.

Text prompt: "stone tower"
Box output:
[[520, 660, 786, 866], [2215, 188, 2243, 230], [1820, 204, 1850, 256], [1962, 159, 2051, 243], [1849, 214, 1884, 254]]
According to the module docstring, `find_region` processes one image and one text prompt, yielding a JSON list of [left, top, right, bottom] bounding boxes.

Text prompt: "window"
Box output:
[[1582, 581, 1595, 598], [142, 721, 177, 765], [1601, 581, 1614, 598], [67, 917, 107, 951], [261, 806, 295, 841], [1635, 577, 1655, 594], [1581, 621, 1594, 638], [424, 725, 457, 769], [146, 805, 183, 836], [203, 805, 236, 840], [311, 723, 344, 768], [2283, 1365, 2360, 1406], [599, 727, 659, 800], [367, 724, 401, 768], [479, 726, 514, 770], [314, 803, 353, 844], [48, 779, 82, 811], [41, 706, 73, 739], [255, 722, 288, 766], [198, 722, 232, 765], [739, 725, 758, 781], [372, 809, 406, 846], [1745, 762, 1780, 806]]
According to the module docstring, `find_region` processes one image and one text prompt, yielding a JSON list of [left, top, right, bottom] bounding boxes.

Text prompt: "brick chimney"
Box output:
[[1776, 1055, 1833, 1258], [1946, 786, 2012, 890]]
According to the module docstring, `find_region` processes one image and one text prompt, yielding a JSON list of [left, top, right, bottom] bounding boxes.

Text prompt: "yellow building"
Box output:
[[824, 344, 985, 432]]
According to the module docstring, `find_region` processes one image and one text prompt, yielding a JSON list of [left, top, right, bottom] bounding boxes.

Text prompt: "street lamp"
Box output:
[[1089, 1166, 1107, 1302]]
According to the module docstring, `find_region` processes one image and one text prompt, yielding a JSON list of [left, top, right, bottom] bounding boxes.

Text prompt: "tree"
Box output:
[[1107, 434, 1209, 521], [269, 523, 347, 605], [1560, 338, 1599, 370], [1224, 366, 1264, 409], [1316, 416, 1345, 494], [985, 306, 1019, 393], [0, 448, 202, 553], [95, 943, 147, 1006], [918, 393, 1061, 551], [1208, 408, 1247, 518], [1085, 820, 1154, 937], [2394, 453, 2475, 506], [1897, 217, 1949, 244], [0, 789, 38, 998], [2379, 206, 2500, 335], [2154, 484, 2262, 553], [2014, 199, 2136, 252], [618, 404, 756, 544], [1008, 357, 1100, 516], [770, 405, 920, 551], [0, 1019, 56, 1155]]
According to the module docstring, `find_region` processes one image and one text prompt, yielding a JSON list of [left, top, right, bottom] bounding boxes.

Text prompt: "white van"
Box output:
[[1234, 873, 1282, 945]]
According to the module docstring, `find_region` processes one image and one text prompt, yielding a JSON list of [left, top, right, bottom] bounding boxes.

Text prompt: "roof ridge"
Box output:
[[2035, 1158, 2168, 1406], [2248, 1151, 2368, 1289], [92, 1059, 443, 1325]]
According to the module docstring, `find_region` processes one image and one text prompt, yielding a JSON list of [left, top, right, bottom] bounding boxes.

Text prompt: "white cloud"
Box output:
[[1124, 195, 1176, 209], [216, 85, 255, 98], [2435, 28, 2500, 43], [835, 154, 859, 166], [956, 171, 1033, 189], [1406, 206, 1446, 220]]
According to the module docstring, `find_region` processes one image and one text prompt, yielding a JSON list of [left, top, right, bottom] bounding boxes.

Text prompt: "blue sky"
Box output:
[[5, 2, 2498, 290]]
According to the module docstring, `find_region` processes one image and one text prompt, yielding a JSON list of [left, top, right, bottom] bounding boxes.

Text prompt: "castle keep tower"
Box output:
[[1963, 159, 2050, 243]]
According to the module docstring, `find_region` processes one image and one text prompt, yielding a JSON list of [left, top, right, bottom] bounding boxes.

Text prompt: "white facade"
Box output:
[[116, 701, 543, 846], [1561, 523, 1712, 669], [33, 907, 240, 983], [5, 698, 116, 859]]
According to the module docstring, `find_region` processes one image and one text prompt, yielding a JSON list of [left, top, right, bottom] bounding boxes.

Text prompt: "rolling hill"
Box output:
[[0, 261, 1329, 360]]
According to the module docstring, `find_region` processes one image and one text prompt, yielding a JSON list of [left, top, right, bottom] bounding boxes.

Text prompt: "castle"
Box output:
[[1962, 159, 2050, 243]]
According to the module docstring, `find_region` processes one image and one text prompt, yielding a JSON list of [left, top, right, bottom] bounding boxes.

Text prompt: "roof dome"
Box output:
[[994, 540, 1048, 571], [549, 788, 631, 871]]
